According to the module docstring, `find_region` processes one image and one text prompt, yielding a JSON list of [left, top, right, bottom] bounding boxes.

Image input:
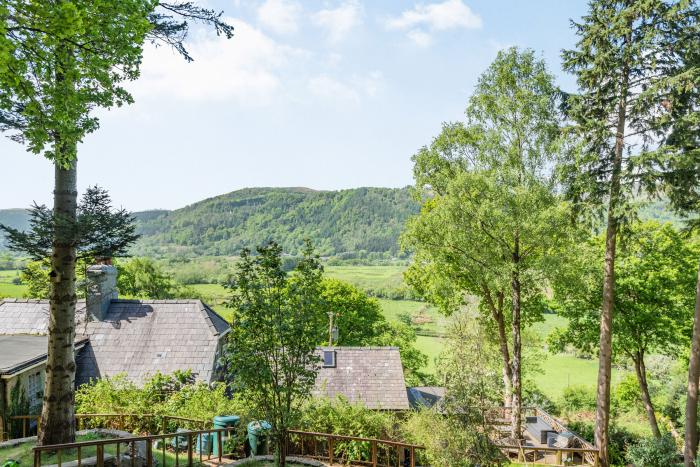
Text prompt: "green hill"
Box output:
[[130, 187, 418, 257], [2, 188, 690, 259]]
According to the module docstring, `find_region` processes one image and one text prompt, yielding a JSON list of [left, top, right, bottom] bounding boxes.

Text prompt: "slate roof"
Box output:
[[0, 334, 88, 375], [313, 347, 409, 410], [407, 386, 446, 412], [0, 299, 230, 385]]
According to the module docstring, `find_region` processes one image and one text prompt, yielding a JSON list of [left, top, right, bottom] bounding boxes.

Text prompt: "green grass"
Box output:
[[2, 433, 118, 465], [0, 269, 25, 298], [324, 265, 406, 291]]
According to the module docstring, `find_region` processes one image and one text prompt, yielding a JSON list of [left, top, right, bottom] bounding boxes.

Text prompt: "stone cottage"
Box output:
[[0, 264, 231, 434]]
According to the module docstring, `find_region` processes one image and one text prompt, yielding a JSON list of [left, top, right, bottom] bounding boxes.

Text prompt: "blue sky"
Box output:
[[1, 0, 588, 211]]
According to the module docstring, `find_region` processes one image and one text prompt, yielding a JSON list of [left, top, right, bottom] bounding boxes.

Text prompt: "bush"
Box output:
[[613, 373, 643, 414], [560, 385, 596, 412], [402, 409, 502, 467], [298, 397, 398, 462], [626, 434, 679, 467], [76, 372, 252, 434], [566, 419, 641, 466], [522, 381, 558, 415]]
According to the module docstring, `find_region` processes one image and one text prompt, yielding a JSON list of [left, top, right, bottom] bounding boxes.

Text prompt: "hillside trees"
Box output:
[[560, 1, 699, 462], [222, 241, 326, 467], [402, 48, 569, 439], [0, 0, 232, 445], [551, 221, 698, 437]]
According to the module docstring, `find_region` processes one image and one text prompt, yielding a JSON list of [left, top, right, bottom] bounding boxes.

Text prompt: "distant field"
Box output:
[[324, 265, 406, 291], [0, 269, 25, 298]]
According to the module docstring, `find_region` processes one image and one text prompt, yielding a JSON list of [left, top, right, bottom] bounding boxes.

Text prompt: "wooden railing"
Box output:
[[32, 426, 240, 467], [287, 429, 424, 467], [8, 414, 208, 439], [494, 406, 600, 466], [496, 444, 599, 466]]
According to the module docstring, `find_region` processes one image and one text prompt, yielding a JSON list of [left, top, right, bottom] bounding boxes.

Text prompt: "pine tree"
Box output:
[[561, 1, 699, 464]]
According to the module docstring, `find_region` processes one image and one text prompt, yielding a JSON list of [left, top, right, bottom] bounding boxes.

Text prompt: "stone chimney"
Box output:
[[86, 264, 118, 321]]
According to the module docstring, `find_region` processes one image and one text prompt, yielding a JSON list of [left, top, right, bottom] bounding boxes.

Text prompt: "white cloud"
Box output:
[[407, 29, 433, 47], [312, 1, 363, 43], [257, 0, 302, 35], [387, 0, 482, 31], [131, 19, 307, 105], [308, 70, 383, 104], [387, 0, 481, 47]]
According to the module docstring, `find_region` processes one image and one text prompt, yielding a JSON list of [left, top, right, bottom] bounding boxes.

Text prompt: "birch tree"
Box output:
[[0, 0, 232, 445]]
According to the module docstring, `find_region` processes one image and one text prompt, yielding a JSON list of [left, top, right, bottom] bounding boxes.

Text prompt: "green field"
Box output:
[[0, 269, 26, 298], [324, 265, 406, 291]]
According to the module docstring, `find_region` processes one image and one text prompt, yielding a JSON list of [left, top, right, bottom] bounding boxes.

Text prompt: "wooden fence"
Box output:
[[287, 429, 425, 467], [7, 413, 207, 440], [32, 426, 239, 467]]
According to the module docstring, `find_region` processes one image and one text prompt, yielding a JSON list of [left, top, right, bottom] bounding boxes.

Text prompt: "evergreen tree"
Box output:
[[561, 1, 698, 463], [0, 1, 232, 445]]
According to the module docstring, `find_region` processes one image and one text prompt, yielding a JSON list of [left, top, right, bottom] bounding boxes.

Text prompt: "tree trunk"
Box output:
[[684, 258, 700, 467], [510, 240, 522, 441], [633, 351, 661, 438], [483, 285, 512, 406], [595, 32, 629, 467], [38, 160, 78, 446]]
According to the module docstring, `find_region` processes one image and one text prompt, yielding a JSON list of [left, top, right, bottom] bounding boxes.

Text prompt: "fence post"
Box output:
[[328, 437, 334, 464], [33, 449, 40, 467], [187, 433, 193, 466], [146, 440, 153, 467], [371, 440, 377, 467], [217, 430, 223, 463], [556, 449, 562, 465], [410, 446, 415, 467], [96, 445, 104, 467]]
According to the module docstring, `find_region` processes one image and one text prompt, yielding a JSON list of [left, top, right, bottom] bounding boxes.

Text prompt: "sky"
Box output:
[[0, 0, 589, 211]]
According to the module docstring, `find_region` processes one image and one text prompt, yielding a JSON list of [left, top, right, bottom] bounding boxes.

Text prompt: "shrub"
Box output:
[[402, 409, 501, 467], [298, 397, 398, 462], [560, 385, 596, 412], [522, 381, 558, 415], [612, 373, 643, 414], [626, 434, 679, 467]]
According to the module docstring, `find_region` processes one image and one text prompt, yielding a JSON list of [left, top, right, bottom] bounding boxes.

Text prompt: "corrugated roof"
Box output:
[[313, 347, 409, 410], [0, 299, 229, 385]]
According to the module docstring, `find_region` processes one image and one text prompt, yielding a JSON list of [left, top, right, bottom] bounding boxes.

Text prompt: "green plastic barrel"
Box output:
[[212, 415, 240, 456], [247, 420, 272, 456]]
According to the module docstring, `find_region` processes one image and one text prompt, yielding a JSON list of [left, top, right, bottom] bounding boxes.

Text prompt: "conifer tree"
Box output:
[[561, 1, 698, 463]]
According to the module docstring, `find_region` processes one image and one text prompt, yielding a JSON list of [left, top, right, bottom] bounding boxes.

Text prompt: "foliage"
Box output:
[[132, 187, 418, 258], [0, 187, 138, 261], [403, 47, 571, 437], [566, 419, 641, 467], [613, 374, 644, 414], [560, 385, 597, 413], [522, 381, 558, 415], [7, 380, 30, 439], [116, 257, 181, 299], [402, 409, 501, 467], [20, 260, 51, 299], [625, 434, 679, 467], [75, 372, 250, 434], [222, 241, 325, 466], [299, 396, 398, 462]]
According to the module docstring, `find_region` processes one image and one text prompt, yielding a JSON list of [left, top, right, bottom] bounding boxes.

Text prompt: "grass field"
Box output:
[[324, 265, 406, 291], [0, 269, 26, 297]]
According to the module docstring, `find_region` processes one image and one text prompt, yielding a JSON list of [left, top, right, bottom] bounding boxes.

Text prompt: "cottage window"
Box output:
[[26, 371, 43, 410], [323, 350, 336, 368]]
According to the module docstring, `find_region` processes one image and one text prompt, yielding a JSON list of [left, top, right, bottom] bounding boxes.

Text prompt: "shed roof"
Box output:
[[313, 347, 409, 410], [0, 334, 88, 375], [0, 299, 230, 384]]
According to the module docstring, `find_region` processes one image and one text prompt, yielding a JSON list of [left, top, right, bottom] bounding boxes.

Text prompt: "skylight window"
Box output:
[[323, 350, 336, 368]]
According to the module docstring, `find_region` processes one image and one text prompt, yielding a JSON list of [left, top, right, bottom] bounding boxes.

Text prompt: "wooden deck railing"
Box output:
[[287, 429, 424, 467], [32, 426, 240, 467], [496, 444, 599, 466], [8, 413, 208, 439]]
